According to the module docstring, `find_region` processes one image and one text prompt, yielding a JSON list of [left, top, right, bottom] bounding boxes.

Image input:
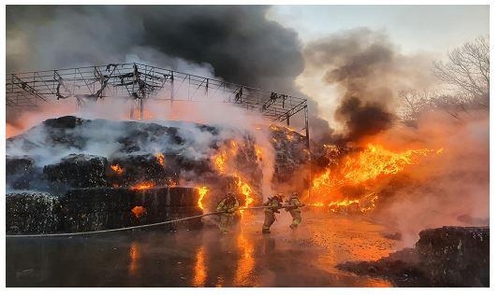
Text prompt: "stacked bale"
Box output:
[[415, 226, 489, 286], [6, 192, 61, 234]]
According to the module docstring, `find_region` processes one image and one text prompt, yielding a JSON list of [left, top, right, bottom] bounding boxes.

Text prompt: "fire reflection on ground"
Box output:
[[7, 211, 398, 287], [233, 224, 256, 286], [128, 242, 140, 276], [192, 246, 207, 287]]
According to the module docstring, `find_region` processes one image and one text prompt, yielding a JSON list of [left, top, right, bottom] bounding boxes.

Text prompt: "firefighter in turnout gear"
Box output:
[[216, 193, 240, 234], [262, 194, 284, 234], [285, 192, 305, 230]]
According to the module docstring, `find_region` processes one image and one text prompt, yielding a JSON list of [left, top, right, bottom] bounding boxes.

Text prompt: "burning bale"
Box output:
[[6, 116, 278, 234], [270, 124, 310, 185], [337, 226, 489, 287], [107, 154, 180, 187]]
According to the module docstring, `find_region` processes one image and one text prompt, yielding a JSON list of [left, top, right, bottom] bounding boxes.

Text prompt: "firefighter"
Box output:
[[216, 192, 240, 234], [262, 194, 284, 234], [285, 192, 305, 230]]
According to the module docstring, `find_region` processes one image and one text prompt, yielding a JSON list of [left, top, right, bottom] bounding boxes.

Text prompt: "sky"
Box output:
[[267, 5, 489, 55], [267, 5, 489, 129]]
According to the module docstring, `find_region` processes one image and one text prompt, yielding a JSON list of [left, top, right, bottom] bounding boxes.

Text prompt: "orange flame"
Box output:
[[155, 153, 165, 167], [213, 151, 227, 174], [211, 141, 258, 216], [310, 144, 443, 213], [254, 145, 264, 162], [110, 164, 124, 174], [131, 181, 155, 190], [341, 144, 434, 184], [236, 177, 255, 216], [131, 206, 146, 218], [197, 186, 209, 210]]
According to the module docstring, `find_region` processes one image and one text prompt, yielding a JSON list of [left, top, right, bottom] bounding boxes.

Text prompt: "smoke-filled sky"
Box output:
[[4, 4, 490, 137]]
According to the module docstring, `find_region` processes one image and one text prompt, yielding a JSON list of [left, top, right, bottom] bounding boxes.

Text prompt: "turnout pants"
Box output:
[[289, 210, 302, 229], [262, 210, 276, 232], [219, 213, 234, 234]]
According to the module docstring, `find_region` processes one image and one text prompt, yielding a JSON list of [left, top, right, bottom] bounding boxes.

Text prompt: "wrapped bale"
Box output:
[[60, 188, 136, 232], [6, 156, 36, 190], [43, 154, 108, 188], [107, 154, 180, 187], [6, 192, 61, 234], [61, 187, 202, 233], [415, 226, 489, 286], [130, 187, 204, 231]]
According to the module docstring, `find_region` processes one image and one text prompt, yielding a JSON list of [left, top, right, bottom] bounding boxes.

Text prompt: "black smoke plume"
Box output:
[[7, 5, 304, 94], [302, 28, 435, 144]]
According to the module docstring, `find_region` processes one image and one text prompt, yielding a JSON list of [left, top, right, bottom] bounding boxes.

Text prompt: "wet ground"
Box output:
[[6, 211, 398, 287]]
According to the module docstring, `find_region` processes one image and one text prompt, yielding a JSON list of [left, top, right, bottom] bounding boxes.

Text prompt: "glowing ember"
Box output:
[[131, 181, 155, 190], [155, 153, 165, 166], [131, 206, 146, 218], [110, 164, 124, 174], [197, 186, 209, 210]]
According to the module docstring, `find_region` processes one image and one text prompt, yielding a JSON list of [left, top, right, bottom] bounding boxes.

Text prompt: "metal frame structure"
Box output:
[[6, 62, 309, 144]]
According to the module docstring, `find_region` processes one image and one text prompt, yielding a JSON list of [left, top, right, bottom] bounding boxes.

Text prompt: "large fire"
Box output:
[[310, 143, 443, 213], [210, 140, 259, 215]]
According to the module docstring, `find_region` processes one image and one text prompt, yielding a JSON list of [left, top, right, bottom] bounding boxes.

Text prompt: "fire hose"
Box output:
[[6, 205, 301, 238]]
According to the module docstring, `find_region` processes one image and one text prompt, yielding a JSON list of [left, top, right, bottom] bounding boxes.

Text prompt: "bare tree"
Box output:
[[398, 88, 475, 122], [433, 36, 489, 107], [398, 89, 433, 121]]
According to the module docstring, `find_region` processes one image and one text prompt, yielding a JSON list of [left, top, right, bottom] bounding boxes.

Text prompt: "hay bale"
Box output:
[[6, 192, 61, 234], [415, 226, 489, 286], [43, 154, 108, 188]]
